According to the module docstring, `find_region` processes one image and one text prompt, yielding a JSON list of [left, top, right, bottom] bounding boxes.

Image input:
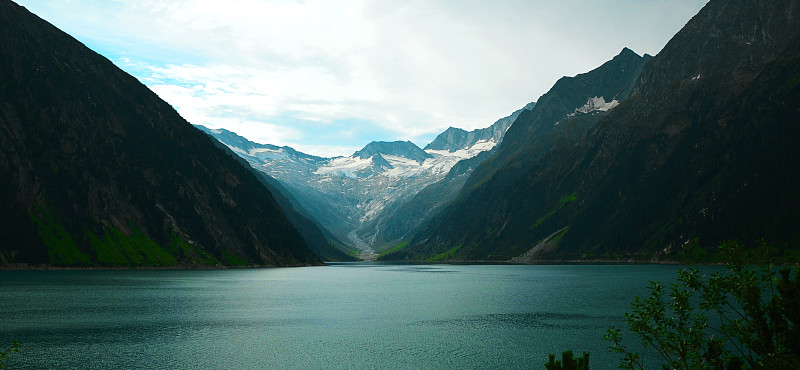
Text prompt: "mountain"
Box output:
[[424, 102, 535, 152], [465, 47, 652, 190], [0, 0, 321, 267], [386, 0, 800, 262], [197, 131, 357, 262], [198, 102, 534, 255], [366, 103, 535, 248], [354, 141, 433, 165]]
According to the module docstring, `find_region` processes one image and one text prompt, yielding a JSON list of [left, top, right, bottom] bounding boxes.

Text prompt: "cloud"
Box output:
[[17, 0, 709, 157]]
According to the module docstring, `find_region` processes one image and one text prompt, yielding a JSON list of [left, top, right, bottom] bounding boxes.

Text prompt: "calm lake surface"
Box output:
[[0, 263, 707, 369]]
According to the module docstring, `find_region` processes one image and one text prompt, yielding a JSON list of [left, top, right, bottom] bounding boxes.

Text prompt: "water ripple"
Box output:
[[413, 311, 618, 330]]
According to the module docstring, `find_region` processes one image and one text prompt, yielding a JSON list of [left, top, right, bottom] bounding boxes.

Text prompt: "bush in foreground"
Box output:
[[545, 350, 590, 370], [548, 241, 800, 369], [0, 340, 19, 369]]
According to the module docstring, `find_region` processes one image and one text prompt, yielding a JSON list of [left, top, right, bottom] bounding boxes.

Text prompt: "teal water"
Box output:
[[0, 264, 697, 369]]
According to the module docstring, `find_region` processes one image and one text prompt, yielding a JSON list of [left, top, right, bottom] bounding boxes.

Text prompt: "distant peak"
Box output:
[[615, 47, 640, 59], [443, 127, 468, 134], [353, 140, 431, 163]]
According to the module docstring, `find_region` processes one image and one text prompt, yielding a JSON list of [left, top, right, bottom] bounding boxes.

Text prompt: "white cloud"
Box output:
[[16, 0, 709, 157]]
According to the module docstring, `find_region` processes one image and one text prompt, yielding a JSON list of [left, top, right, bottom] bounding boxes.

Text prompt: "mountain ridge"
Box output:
[[354, 141, 432, 166], [424, 101, 535, 152], [0, 0, 321, 267], [201, 48, 648, 255], [385, 0, 800, 262]]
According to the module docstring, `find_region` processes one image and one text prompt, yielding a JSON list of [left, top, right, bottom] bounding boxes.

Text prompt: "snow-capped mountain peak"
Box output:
[[353, 141, 432, 164], [195, 102, 535, 253]]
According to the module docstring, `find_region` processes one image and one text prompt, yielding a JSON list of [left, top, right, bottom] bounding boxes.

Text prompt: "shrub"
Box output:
[[545, 350, 590, 370], [0, 340, 19, 369], [604, 241, 800, 369]]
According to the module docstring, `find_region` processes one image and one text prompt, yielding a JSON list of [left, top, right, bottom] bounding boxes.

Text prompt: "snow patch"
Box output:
[[426, 139, 496, 160], [314, 156, 373, 178], [248, 147, 287, 160], [569, 96, 619, 117], [383, 155, 426, 178]]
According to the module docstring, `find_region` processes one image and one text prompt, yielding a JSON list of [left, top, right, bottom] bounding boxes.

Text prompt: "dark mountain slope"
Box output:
[[369, 103, 536, 250], [388, 0, 800, 262], [257, 173, 357, 261], [0, 1, 320, 267], [462, 48, 651, 194], [424, 102, 535, 152], [379, 47, 651, 261]]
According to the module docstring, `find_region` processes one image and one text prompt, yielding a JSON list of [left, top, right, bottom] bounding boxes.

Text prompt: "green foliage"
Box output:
[[222, 251, 250, 266], [560, 193, 578, 204], [604, 240, 800, 369], [30, 208, 194, 267], [378, 242, 409, 258], [426, 244, 462, 262], [531, 193, 578, 230], [87, 226, 177, 267], [545, 350, 589, 370], [29, 210, 92, 266], [551, 228, 569, 246], [0, 340, 19, 369], [85, 229, 127, 266], [675, 237, 715, 264], [167, 232, 220, 266], [676, 238, 799, 265], [347, 248, 362, 259]]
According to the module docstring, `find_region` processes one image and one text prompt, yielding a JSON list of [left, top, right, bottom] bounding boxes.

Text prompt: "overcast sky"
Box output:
[[17, 0, 708, 157]]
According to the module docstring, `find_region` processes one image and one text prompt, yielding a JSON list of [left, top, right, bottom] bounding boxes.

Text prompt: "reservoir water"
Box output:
[[1, 263, 698, 369]]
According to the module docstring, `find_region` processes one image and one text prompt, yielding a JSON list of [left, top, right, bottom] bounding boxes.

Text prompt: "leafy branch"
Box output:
[[0, 340, 19, 369], [602, 240, 800, 369], [550, 239, 800, 369]]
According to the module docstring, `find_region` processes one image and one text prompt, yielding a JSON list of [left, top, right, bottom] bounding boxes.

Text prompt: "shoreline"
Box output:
[[0, 262, 323, 271], [6, 258, 787, 270]]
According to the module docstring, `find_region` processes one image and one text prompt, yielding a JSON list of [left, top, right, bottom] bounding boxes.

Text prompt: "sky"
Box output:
[[16, 0, 708, 157]]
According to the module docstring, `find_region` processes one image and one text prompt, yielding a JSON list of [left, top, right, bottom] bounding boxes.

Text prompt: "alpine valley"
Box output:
[[200, 45, 651, 259], [202, 0, 800, 262], [196, 101, 536, 257], [2, 0, 799, 267]]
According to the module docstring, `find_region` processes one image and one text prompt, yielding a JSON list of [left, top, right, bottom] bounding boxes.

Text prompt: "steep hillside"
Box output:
[[367, 104, 533, 249], [462, 47, 651, 195], [198, 131, 357, 262], [0, 1, 320, 267], [388, 0, 800, 262]]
